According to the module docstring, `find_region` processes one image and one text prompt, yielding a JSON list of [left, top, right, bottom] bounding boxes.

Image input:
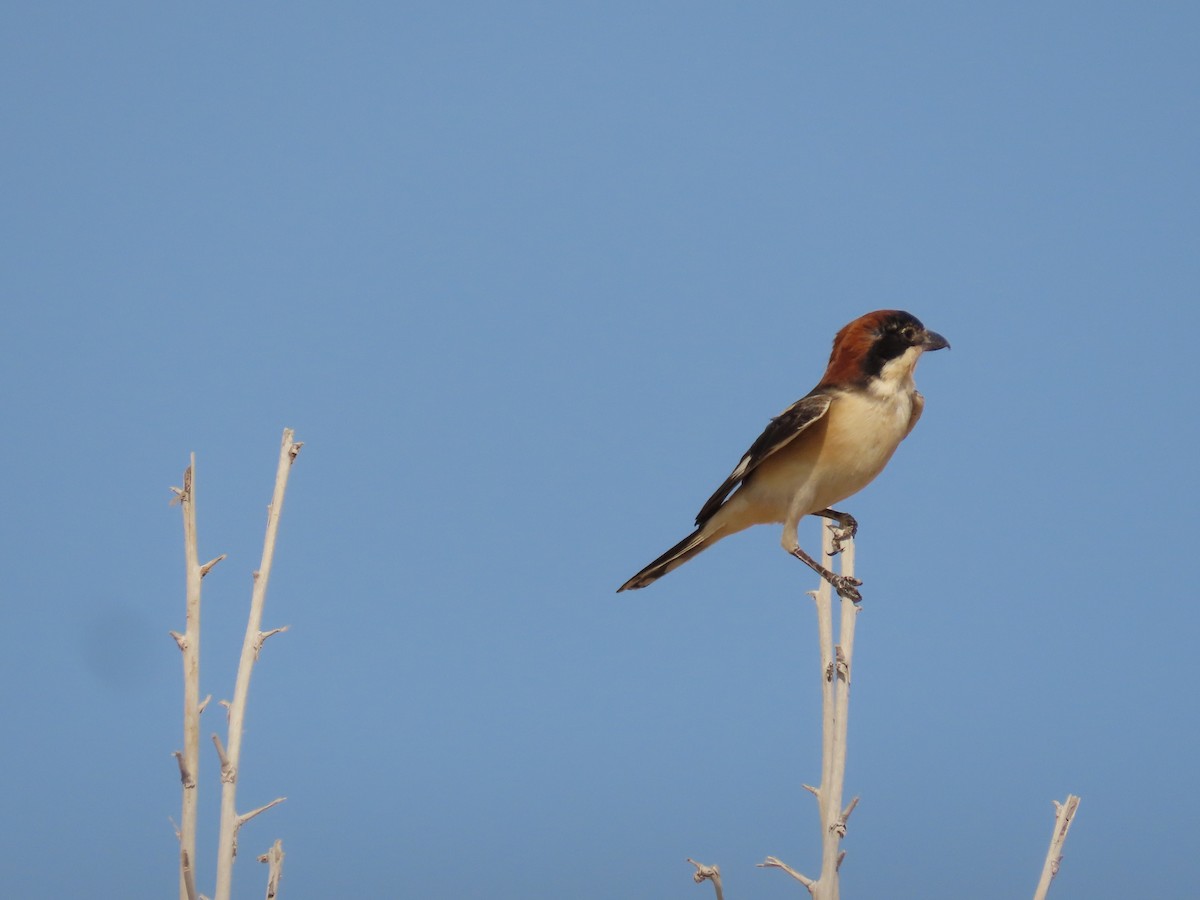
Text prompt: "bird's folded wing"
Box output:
[[694, 393, 832, 526]]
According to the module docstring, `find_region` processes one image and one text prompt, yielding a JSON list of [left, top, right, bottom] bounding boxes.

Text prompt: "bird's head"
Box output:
[[821, 310, 949, 388]]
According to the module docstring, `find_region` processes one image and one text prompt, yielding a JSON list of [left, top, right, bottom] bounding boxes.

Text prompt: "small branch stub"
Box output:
[[200, 554, 227, 578], [833, 796, 860, 838], [212, 734, 235, 783], [181, 848, 198, 900], [173, 751, 196, 789]]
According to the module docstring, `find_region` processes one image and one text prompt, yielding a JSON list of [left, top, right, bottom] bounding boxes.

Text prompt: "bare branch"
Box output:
[[253, 626, 290, 659], [766, 524, 859, 899], [181, 848, 198, 900], [758, 856, 815, 891], [214, 429, 301, 900], [176, 455, 204, 900], [686, 858, 724, 900], [1033, 794, 1081, 900], [238, 797, 287, 829], [839, 795, 860, 828], [258, 840, 285, 900], [200, 555, 227, 578]]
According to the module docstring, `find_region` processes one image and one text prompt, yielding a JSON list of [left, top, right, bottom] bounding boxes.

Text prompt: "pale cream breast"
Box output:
[[809, 387, 915, 506]]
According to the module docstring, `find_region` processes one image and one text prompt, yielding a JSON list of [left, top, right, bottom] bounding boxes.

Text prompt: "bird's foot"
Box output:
[[827, 514, 858, 556], [787, 543, 863, 603], [828, 573, 863, 604]]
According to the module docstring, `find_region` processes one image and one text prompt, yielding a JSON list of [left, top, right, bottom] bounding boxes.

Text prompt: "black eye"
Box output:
[[900, 325, 916, 342]]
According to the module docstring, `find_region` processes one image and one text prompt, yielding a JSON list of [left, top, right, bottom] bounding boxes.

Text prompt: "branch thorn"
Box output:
[[200, 554, 226, 577]]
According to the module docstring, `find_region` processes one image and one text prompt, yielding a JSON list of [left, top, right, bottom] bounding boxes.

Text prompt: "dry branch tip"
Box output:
[[258, 840, 285, 900], [758, 856, 814, 889], [686, 859, 724, 900], [253, 625, 289, 658], [1033, 794, 1081, 900], [238, 797, 286, 828], [200, 554, 227, 577], [687, 858, 720, 883]]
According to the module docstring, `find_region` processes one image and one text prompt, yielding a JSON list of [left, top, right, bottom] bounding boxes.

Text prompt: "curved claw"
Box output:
[[830, 574, 863, 604], [825, 513, 859, 556], [829, 528, 855, 556]]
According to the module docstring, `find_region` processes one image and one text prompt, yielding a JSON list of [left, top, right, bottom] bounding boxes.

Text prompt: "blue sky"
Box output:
[[2, 3, 1197, 898]]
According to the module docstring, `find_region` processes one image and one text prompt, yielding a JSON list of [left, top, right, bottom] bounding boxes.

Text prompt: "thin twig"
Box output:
[[758, 855, 815, 889], [200, 555, 227, 578], [174, 455, 206, 900], [1033, 795, 1081, 900], [213, 429, 302, 900], [258, 840, 285, 900], [239, 797, 287, 828], [766, 524, 858, 900], [253, 626, 290, 659]]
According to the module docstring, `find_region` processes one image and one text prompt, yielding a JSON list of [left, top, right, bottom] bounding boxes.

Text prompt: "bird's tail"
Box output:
[[617, 524, 727, 592]]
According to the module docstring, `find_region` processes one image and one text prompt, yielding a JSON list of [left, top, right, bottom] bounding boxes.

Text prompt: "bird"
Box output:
[[617, 310, 948, 602]]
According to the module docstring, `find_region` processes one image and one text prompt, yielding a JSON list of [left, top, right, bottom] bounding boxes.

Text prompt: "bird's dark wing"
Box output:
[[694, 393, 832, 527]]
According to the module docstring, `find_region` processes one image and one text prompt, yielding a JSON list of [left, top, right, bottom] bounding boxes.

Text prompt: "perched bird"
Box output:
[[617, 310, 948, 601]]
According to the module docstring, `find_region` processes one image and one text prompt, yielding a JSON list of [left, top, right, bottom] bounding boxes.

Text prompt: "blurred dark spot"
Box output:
[[81, 606, 157, 691]]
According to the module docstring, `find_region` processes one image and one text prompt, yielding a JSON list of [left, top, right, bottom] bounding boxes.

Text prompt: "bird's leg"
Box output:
[[786, 543, 863, 604], [783, 504, 863, 602], [815, 508, 858, 556]]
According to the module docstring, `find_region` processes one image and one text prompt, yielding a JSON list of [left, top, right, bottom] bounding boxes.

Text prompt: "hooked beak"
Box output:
[[922, 329, 950, 351]]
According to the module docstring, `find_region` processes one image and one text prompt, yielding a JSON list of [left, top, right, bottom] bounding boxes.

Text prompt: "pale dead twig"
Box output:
[[1033, 795, 1081, 900], [759, 523, 858, 899], [258, 840, 285, 899], [171, 455, 225, 900], [212, 429, 302, 900], [758, 855, 814, 889]]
